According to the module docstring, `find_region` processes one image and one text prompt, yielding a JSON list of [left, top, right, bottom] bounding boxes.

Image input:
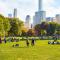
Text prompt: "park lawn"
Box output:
[[0, 40, 60, 60]]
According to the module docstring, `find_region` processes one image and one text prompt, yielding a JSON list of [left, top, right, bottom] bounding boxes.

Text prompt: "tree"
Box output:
[[16, 18, 24, 35], [40, 22, 48, 36], [0, 15, 11, 37], [34, 22, 48, 36], [40, 22, 48, 30], [56, 24, 60, 34], [8, 18, 24, 36], [46, 22, 57, 36], [27, 29, 35, 37], [3, 18, 11, 36], [21, 26, 28, 37], [56, 24, 60, 38], [34, 24, 41, 36]]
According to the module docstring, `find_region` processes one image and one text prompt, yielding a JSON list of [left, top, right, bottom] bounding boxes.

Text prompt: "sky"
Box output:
[[0, 0, 60, 21]]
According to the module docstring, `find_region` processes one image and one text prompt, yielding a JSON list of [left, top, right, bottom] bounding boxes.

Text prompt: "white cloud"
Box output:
[[43, 0, 60, 17], [0, 0, 60, 20], [0, 2, 8, 15]]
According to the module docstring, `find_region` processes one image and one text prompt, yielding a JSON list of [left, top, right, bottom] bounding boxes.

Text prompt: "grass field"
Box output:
[[0, 40, 60, 60]]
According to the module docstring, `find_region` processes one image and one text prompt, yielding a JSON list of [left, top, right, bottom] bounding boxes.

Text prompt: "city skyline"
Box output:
[[33, 0, 46, 27], [0, 0, 60, 21]]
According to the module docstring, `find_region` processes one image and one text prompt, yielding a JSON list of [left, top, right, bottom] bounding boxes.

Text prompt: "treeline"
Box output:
[[34, 22, 60, 36], [0, 14, 24, 37], [0, 14, 60, 37], [22, 22, 60, 37]]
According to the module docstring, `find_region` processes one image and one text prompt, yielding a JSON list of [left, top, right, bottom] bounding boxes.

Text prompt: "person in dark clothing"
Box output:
[[0, 37, 2, 44], [4, 37, 7, 43], [26, 39, 29, 47], [53, 35, 57, 41], [52, 35, 58, 44], [11, 38, 14, 42], [31, 38, 35, 46]]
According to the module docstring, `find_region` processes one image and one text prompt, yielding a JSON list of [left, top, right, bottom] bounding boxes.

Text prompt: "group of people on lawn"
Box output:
[[0, 37, 7, 44], [0, 35, 59, 46], [26, 38, 35, 46], [0, 37, 35, 47], [48, 35, 60, 44]]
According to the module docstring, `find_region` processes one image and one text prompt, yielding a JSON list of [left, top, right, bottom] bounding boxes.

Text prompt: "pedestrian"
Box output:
[[52, 35, 57, 44], [53, 35, 57, 42], [31, 38, 35, 46], [4, 37, 7, 43], [26, 39, 29, 47], [0, 37, 2, 44]]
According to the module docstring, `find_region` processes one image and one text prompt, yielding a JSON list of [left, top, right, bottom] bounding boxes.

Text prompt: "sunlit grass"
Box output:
[[0, 40, 60, 60]]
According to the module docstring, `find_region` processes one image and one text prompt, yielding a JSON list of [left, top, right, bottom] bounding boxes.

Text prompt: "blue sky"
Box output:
[[0, 0, 60, 21]]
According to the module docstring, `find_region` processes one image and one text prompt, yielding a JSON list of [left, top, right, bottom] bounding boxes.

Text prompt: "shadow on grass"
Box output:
[[12, 46, 29, 48]]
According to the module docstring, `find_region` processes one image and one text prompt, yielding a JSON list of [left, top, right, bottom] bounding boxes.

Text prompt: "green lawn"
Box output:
[[0, 40, 60, 60]]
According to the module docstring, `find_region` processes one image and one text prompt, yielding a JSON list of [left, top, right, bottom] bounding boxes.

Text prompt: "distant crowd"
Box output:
[[0, 37, 35, 47], [0, 35, 60, 47]]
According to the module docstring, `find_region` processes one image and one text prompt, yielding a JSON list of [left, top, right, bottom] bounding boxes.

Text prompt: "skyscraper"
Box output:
[[46, 17, 54, 22], [33, 0, 46, 27], [25, 15, 31, 29], [13, 8, 17, 18], [56, 14, 60, 24], [39, 0, 42, 11]]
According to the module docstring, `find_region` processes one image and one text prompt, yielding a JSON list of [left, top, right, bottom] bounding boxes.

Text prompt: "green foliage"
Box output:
[[56, 24, 60, 35], [21, 30, 27, 36], [0, 14, 24, 37], [34, 24, 41, 36], [0, 15, 11, 37], [34, 22, 48, 36], [27, 29, 35, 37], [46, 22, 57, 35], [34, 22, 58, 36], [8, 18, 24, 36], [40, 22, 48, 30], [3, 18, 11, 32]]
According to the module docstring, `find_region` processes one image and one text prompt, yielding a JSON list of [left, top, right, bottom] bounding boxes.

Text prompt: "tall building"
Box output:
[[13, 8, 17, 18], [33, 0, 46, 27], [25, 15, 31, 29], [8, 13, 12, 18], [56, 14, 60, 24], [46, 17, 54, 22], [39, 0, 42, 11]]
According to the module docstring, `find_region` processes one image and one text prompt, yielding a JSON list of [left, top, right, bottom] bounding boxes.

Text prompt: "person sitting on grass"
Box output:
[[12, 44, 19, 47], [54, 35, 57, 41], [52, 35, 58, 44]]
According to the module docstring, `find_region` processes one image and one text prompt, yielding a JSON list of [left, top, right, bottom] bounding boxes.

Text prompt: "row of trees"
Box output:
[[0, 14, 24, 37], [21, 22, 60, 37], [34, 22, 60, 36], [0, 14, 60, 37]]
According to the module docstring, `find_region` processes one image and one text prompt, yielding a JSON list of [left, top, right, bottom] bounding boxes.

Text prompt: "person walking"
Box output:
[[0, 37, 2, 44], [31, 38, 35, 46], [26, 39, 29, 47], [4, 37, 7, 43]]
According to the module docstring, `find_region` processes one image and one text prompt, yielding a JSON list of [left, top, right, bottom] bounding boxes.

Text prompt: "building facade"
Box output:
[[33, 0, 46, 27], [13, 8, 17, 18], [56, 14, 60, 24], [25, 15, 31, 29], [46, 17, 54, 22]]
